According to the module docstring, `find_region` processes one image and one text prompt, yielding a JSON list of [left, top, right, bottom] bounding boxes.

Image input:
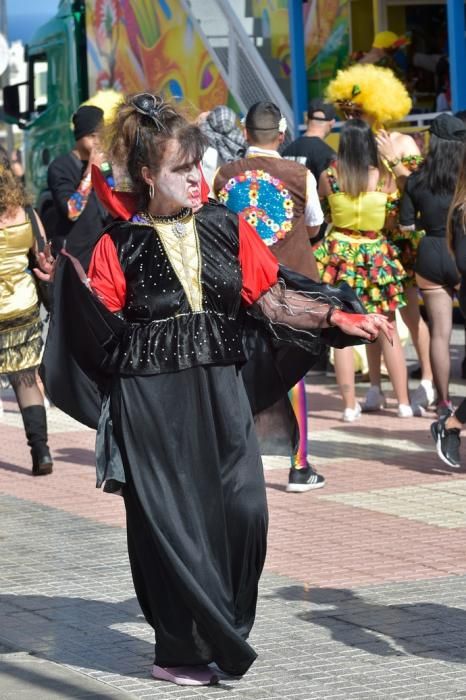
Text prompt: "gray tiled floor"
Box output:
[[3, 494, 466, 698], [2, 324, 466, 698]]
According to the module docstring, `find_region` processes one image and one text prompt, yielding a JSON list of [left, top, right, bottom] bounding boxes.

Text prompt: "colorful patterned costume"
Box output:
[[314, 167, 407, 313], [215, 154, 319, 280], [325, 66, 424, 289]]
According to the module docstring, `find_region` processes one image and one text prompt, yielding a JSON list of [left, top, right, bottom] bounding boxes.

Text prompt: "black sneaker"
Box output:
[[437, 401, 454, 419], [286, 465, 326, 493], [430, 419, 461, 469]]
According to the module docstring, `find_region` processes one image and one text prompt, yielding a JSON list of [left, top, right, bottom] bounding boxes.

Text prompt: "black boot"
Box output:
[[21, 405, 53, 476]]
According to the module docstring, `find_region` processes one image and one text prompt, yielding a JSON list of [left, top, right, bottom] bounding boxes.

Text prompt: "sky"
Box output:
[[6, 0, 57, 15], [5, 0, 58, 42]]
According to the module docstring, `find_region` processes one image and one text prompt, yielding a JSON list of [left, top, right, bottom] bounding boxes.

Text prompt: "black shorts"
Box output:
[[415, 237, 460, 288]]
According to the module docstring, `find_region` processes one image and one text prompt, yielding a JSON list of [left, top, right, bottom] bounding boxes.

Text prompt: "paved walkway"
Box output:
[[1, 335, 466, 699]]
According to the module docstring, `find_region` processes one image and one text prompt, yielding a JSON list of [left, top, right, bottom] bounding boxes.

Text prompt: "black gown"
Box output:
[[40, 202, 366, 675], [99, 205, 266, 673]]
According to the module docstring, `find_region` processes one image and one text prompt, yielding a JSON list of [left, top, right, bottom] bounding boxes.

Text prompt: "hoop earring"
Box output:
[[149, 183, 155, 200]]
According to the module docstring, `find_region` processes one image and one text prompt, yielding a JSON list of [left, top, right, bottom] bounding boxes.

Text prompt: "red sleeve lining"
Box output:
[[91, 165, 137, 220], [238, 216, 279, 305], [87, 234, 126, 312]]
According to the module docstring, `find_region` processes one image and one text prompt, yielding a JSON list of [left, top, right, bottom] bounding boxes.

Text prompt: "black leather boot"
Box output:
[[21, 405, 53, 476]]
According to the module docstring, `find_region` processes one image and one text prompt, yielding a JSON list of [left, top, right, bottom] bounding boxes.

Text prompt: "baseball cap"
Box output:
[[307, 99, 336, 121], [373, 31, 409, 50], [430, 113, 466, 142]]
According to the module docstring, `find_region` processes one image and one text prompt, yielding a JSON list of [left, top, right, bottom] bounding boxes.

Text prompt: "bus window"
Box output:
[[29, 56, 48, 115]]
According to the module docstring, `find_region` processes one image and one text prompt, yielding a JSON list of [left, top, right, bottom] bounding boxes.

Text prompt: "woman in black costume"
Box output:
[[40, 94, 392, 687], [399, 113, 466, 417]]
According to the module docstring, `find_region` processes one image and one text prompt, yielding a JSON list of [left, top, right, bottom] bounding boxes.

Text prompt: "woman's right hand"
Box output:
[[331, 309, 394, 344], [33, 244, 56, 283], [375, 129, 398, 162]]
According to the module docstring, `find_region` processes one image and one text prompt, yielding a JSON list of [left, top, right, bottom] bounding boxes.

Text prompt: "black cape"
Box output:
[[40, 257, 366, 450]]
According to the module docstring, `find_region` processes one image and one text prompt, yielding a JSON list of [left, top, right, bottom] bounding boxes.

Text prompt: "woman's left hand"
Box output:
[[331, 310, 394, 344], [375, 129, 397, 162]]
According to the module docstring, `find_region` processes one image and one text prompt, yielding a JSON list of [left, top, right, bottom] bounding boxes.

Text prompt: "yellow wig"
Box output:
[[325, 64, 412, 126], [80, 89, 123, 124]]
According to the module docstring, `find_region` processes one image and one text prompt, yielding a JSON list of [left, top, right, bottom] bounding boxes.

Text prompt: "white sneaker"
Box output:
[[342, 402, 362, 422], [361, 386, 386, 412], [411, 379, 435, 417], [422, 379, 435, 406], [398, 403, 414, 418]]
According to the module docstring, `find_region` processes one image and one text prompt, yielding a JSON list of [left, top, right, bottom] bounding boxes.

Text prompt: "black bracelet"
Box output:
[[326, 306, 336, 326]]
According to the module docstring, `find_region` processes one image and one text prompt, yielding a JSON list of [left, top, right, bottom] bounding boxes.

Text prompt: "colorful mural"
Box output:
[[250, 0, 349, 96], [85, 0, 230, 113], [305, 0, 350, 97]]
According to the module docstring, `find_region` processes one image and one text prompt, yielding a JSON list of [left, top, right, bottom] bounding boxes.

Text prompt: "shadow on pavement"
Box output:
[[270, 585, 466, 663], [264, 481, 288, 493], [309, 424, 461, 476], [0, 593, 153, 677], [52, 448, 95, 467], [0, 594, 243, 692], [0, 460, 32, 477], [0, 653, 126, 699]]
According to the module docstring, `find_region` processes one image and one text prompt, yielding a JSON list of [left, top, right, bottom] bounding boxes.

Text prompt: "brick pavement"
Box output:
[[1, 337, 466, 698]]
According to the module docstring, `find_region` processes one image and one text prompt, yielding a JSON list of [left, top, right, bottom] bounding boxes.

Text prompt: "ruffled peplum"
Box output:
[[111, 309, 246, 376]]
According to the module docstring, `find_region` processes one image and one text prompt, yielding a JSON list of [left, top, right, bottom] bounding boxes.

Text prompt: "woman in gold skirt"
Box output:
[[0, 149, 52, 475]]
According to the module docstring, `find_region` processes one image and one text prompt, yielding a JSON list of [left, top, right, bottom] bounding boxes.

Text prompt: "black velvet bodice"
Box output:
[[108, 203, 246, 375]]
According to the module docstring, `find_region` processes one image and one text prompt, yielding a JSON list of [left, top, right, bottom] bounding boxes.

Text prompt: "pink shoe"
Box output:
[[151, 664, 219, 686]]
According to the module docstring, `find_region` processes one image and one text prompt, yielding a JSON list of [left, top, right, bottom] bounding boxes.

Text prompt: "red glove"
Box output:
[[331, 309, 394, 344]]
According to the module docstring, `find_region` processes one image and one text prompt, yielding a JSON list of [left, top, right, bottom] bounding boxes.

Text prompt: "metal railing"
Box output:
[[391, 111, 450, 129], [183, 0, 294, 133], [326, 112, 449, 135]]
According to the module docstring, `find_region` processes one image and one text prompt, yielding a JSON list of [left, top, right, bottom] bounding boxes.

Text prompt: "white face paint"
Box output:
[[150, 138, 202, 215]]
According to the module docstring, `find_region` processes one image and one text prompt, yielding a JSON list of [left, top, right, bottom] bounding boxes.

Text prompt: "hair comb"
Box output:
[[130, 93, 166, 132]]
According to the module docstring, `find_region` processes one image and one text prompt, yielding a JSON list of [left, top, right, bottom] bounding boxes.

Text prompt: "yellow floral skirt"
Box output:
[[314, 229, 407, 314]]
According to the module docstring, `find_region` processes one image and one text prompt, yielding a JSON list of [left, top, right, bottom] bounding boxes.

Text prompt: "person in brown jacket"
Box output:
[[214, 101, 326, 493]]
